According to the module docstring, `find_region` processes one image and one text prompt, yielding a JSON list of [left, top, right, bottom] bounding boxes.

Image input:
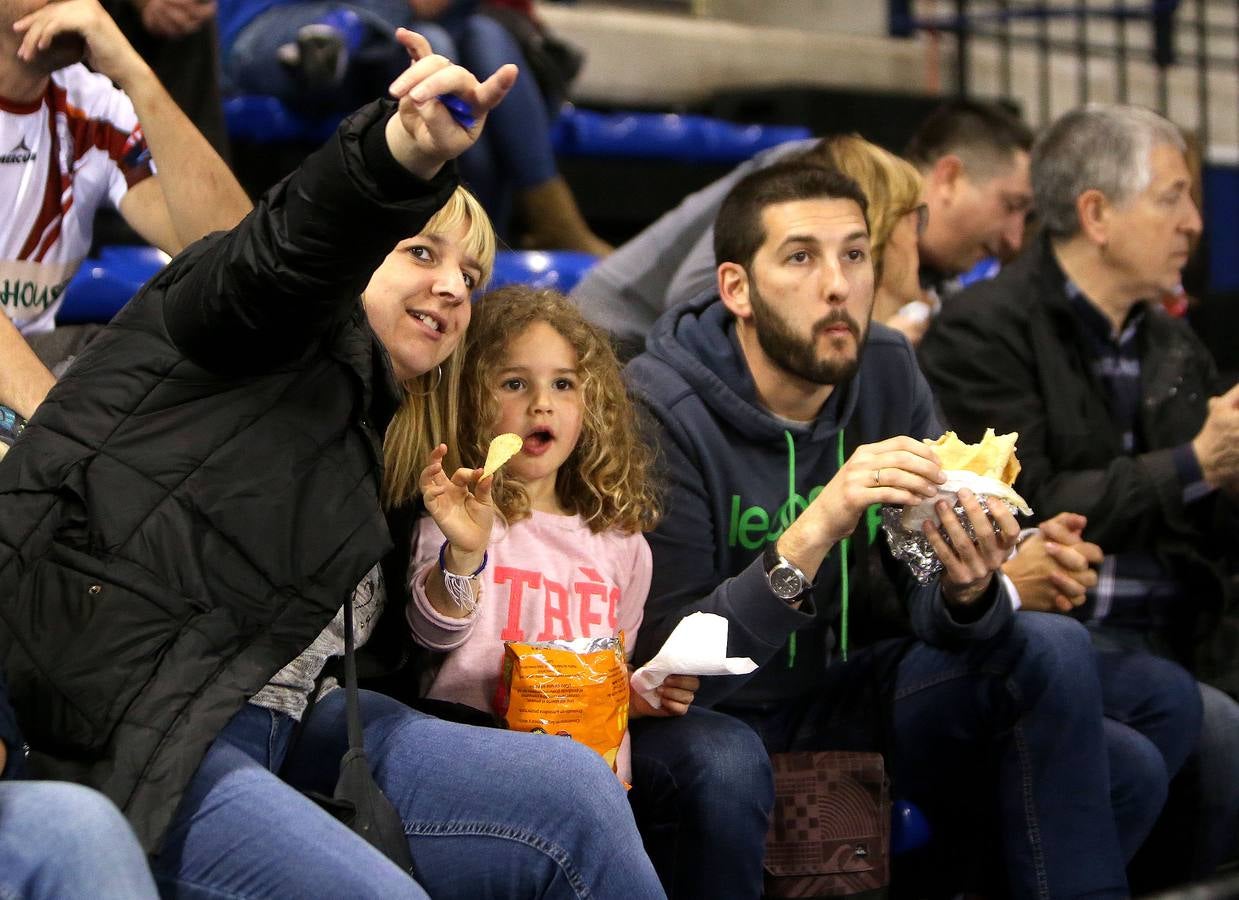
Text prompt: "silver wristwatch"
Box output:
[[763, 542, 809, 603]]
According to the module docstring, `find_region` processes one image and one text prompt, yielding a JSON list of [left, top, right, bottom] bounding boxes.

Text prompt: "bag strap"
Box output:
[[278, 604, 357, 777], [342, 589, 364, 753]]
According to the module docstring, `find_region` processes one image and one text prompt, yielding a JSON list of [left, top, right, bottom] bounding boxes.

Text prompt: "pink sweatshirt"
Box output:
[[407, 510, 652, 781]]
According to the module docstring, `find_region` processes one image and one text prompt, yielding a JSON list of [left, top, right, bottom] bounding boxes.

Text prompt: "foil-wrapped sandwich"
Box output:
[[882, 428, 1033, 583]]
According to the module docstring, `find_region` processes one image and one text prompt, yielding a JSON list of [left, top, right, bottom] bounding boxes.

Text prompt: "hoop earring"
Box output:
[[408, 364, 444, 398]]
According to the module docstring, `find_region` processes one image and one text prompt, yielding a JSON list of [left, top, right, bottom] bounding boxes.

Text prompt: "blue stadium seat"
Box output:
[[56, 246, 600, 325], [224, 96, 811, 165], [488, 250, 599, 294], [223, 95, 340, 144], [57, 245, 167, 325], [549, 106, 811, 163]]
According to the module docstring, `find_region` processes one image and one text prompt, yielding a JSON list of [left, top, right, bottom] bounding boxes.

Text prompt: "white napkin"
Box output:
[[630, 612, 757, 709]]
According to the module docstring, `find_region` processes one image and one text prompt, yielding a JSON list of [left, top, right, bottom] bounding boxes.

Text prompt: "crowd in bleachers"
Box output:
[[1, 1, 1237, 898]]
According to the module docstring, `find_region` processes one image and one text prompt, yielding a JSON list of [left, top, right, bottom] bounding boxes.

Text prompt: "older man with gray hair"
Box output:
[[921, 102, 1239, 884]]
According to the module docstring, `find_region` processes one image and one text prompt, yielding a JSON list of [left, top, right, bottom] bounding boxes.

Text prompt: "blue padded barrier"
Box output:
[[223, 95, 341, 144], [549, 107, 811, 163], [56, 246, 597, 325], [224, 95, 810, 165], [57, 245, 167, 325], [488, 250, 599, 294]]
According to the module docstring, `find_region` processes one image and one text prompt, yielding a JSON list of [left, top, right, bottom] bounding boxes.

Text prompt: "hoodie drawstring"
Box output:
[[837, 429, 849, 662], [783, 429, 850, 669], [784, 431, 798, 669]]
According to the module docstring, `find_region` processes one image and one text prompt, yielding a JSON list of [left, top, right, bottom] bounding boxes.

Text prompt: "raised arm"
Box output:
[[152, 30, 514, 371], [14, 0, 251, 253]]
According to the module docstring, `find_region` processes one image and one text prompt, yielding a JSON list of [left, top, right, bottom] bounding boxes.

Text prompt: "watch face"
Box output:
[[769, 565, 803, 600]]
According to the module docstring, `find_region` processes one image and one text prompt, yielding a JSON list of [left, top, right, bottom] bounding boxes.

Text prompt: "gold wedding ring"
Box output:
[[872, 468, 882, 486]]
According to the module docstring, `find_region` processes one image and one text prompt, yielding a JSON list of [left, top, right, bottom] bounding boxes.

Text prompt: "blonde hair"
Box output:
[[460, 286, 660, 535], [382, 186, 497, 509], [800, 135, 923, 283]]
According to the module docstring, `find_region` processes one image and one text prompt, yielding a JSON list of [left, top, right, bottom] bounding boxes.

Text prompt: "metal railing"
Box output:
[[889, 0, 1238, 161]]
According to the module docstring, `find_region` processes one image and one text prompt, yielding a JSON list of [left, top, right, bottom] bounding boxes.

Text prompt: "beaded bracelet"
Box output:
[[438, 540, 487, 613]]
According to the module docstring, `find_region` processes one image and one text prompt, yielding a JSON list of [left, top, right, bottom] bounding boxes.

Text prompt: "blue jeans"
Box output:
[[1091, 624, 1239, 879], [729, 612, 1152, 899], [628, 705, 774, 900], [224, 1, 451, 111], [152, 690, 665, 899], [0, 781, 159, 900], [1093, 637, 1202, 861], [446, 13, 558, 229]]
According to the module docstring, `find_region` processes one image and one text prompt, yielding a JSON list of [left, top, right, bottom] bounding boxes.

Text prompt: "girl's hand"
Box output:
[[629, 674, 700, 719], [384, 28, 517, 180], [420, 444, 494, 562]]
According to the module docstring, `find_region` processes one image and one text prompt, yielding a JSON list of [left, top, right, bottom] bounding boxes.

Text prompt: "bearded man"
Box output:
[[623, 160, 1198, 899]]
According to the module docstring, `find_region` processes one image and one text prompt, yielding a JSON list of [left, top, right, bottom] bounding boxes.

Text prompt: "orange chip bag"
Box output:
[[494, 634, 629, 775]]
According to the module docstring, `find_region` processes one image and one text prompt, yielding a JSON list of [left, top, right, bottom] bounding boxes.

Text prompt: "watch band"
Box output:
[[762, 541, 809, 602]]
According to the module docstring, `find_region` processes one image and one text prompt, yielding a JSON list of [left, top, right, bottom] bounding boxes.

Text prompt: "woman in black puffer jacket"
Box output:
[[0, 29, 664, 899]]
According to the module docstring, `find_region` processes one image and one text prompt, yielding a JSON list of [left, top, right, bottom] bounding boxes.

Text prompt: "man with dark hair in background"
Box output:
[[903, 98, 1034, 289], [921, 102, 1239, 885], [570, 98, 1033, 353]]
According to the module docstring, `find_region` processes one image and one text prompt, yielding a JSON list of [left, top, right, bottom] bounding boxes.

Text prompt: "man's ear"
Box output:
[[1075, 188, 1110, 246], [929, 154, 965, 197], [718, 262, 751, 320]]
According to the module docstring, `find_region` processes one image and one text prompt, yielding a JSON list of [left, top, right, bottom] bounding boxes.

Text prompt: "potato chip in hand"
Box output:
[[483, 432, 523, 478]]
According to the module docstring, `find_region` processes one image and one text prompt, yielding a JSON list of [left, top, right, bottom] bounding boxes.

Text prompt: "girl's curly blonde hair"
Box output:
[[461, 286, 660, 535]]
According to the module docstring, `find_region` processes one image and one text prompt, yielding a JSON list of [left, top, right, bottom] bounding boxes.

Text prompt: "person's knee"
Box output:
[[1138, 656, 1204, 769], [1109, 726, 1170, 811], [26, 782, 129, 834], [522, 736, 633, 820], [1106, 722, 1169, 859], [679, 716, 774, 813], [1016, 610, 1092, 655], [460, 14, 521, 63], [1010, 612, 1096, 698], [6, 782, 137, 857], [1198, 684, 1239, 806], [1147, 657, 1204, 725]]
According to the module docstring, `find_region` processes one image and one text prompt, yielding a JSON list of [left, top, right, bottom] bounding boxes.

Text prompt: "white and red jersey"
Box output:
[[0, 64, 154, 334]]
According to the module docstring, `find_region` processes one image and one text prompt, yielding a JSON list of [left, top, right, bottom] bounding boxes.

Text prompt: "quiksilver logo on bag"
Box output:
[[0, 139, 35, 164]]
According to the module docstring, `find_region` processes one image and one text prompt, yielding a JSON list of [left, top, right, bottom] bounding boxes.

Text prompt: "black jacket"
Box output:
[[0, 102, 457, 850], [0, 669, 23, 779], [920, 236, 1239, 692]]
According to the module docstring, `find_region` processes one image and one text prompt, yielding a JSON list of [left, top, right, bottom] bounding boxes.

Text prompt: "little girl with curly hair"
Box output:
[[405, 285, 700, 782]]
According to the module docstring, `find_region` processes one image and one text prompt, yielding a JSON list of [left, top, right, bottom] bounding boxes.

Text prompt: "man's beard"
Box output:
[[748, 280, 869, 386]]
